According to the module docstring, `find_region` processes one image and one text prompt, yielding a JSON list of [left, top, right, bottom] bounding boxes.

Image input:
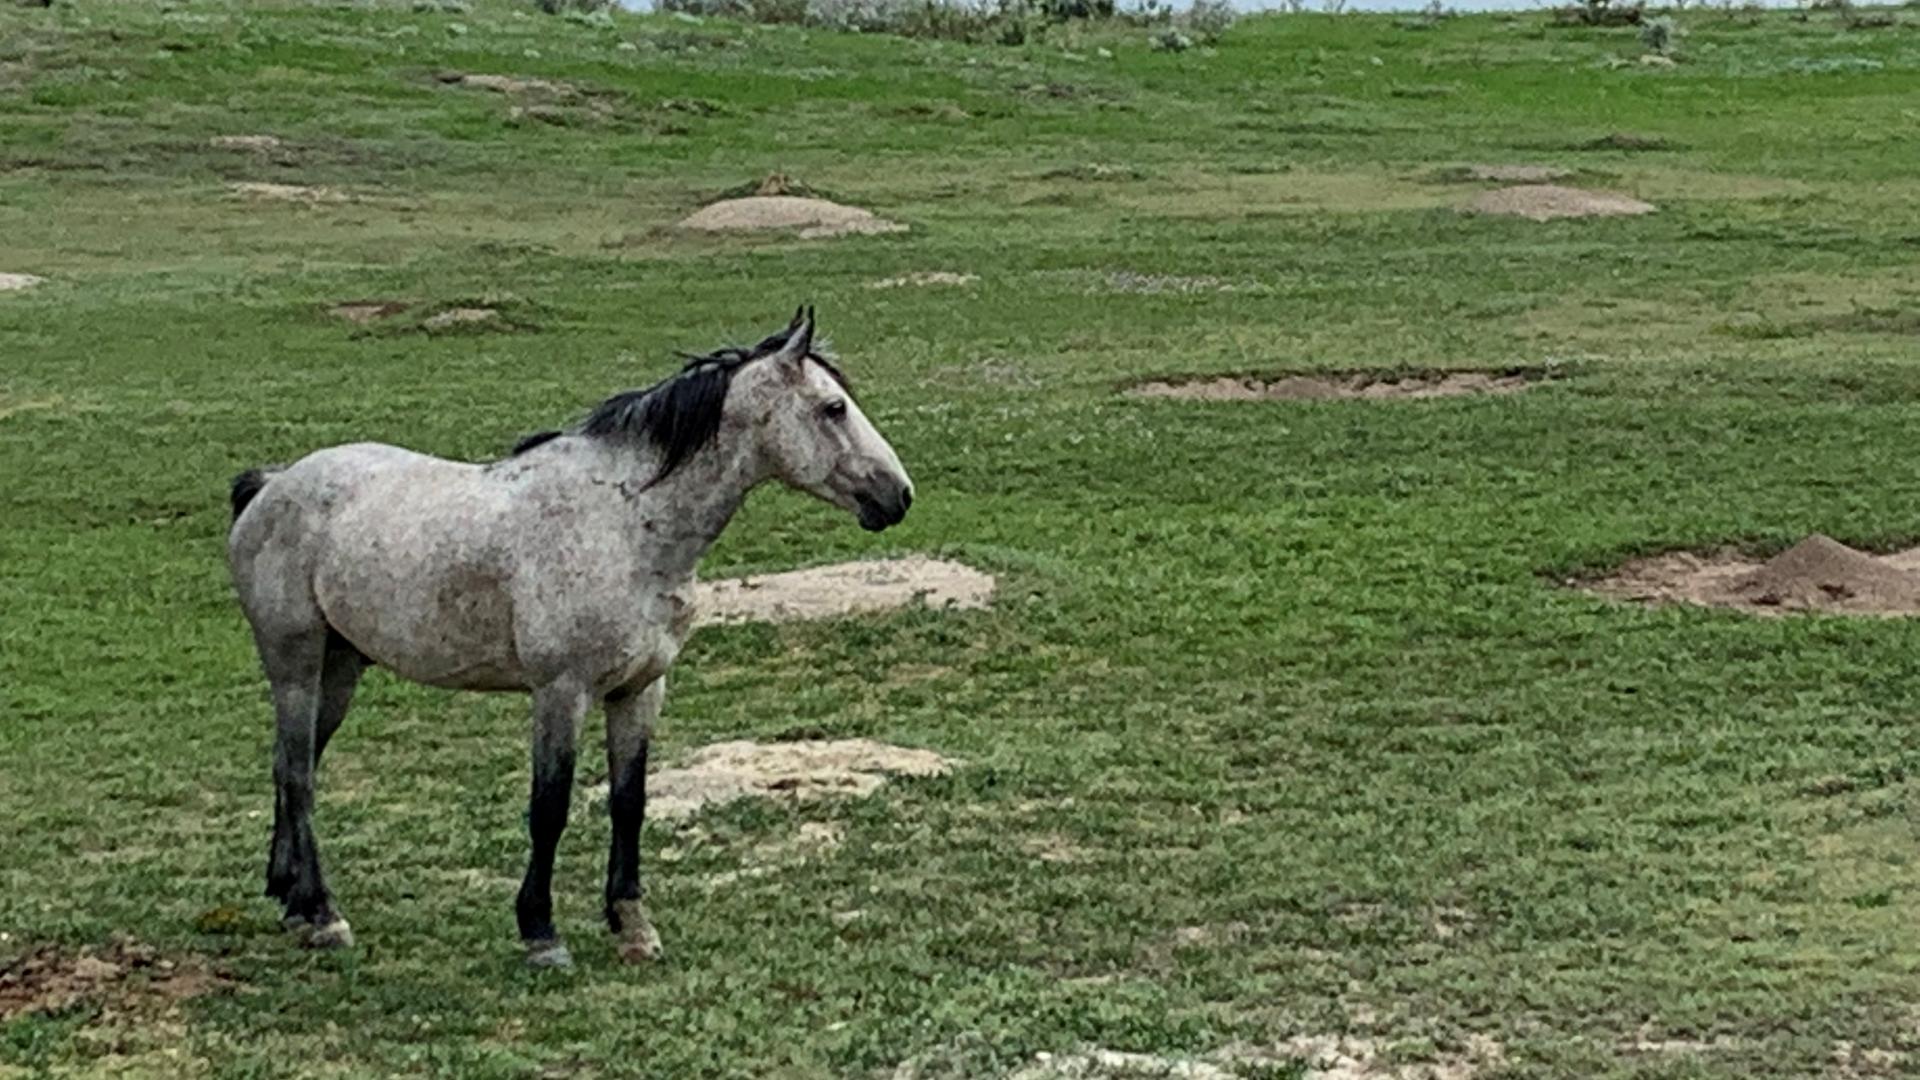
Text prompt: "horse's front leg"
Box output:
[[604, 678, 664, 963], [517, 679, 589, 968]]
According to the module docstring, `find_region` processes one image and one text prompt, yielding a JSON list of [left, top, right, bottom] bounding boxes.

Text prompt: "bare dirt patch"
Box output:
[[1127, 370, 1541, 402], [437, 71, 575, 96], [640, 739, 955, 820], [695, 556, 995, 625], [1459, 163, 1573, 182], [1580, 534, 1920, 617], [329, 300, 409, 324], [0, 937, 235, 1023], [869, 271, 979, 289], [968, 1036, 1507, 1080], [678, 196, 908, 240], [1005, 1050, 1237, 1079], [0, 272, 46, 292], [227, 181, 348, 204], [1465, 184, 1655, 221], [422, 306, 499, 330], [209, 134, 282, 151]]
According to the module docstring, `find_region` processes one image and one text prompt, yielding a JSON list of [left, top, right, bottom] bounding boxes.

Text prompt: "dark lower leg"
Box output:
[[517, 682, 585, 958], [604, 739, 648, 921], [275, 721, 336, 927], [603, 680, 663, 961]]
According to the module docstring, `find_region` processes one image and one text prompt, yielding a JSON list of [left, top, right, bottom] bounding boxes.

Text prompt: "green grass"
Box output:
[[6, 1, 1920, 1076]]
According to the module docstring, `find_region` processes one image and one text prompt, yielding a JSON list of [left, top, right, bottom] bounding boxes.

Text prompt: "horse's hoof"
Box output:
[[305, 918, 354, 950], [608, 899, 662, 963], [524, 939, 573, 969], [616, 929, 662, 964]]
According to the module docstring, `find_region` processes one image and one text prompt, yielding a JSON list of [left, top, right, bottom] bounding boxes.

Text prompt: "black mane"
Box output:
[[510, 327, 848, 488]]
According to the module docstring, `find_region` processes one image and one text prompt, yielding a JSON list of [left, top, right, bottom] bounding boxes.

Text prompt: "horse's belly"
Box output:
[[314, 547, 525, 690]]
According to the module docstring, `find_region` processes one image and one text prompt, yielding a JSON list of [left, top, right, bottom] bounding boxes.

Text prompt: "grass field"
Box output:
[[7, 0, 1920, 1076]]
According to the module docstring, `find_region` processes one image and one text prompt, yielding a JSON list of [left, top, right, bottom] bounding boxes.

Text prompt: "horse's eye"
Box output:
[[822, 399, 848, 421]]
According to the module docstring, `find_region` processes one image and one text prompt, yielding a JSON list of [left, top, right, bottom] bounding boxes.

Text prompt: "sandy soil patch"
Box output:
[[1580, 534, 1920, 617], [438, 71, 574, 95], [970, 1036, 1506, 1080], [869, 271, 979, 289], [210, 134, 282, 151], [1465, 184, 1655, 221], [697, 821, 847, 887], [1104, 271, 1235, 295], [422, 306, 499, 330], [1460, 163, 1573, 182], [632, 739, 954, 820], [228, 181, 348, 204], [1006, 1050, 1236, 1079], [1127, 371, 1539, 402], [329, 300, 409, 323], [0, 273, 45, 292], [678, 196, 907, 239], [695, 556, 995, 625], [0, 937, 235, 1023]]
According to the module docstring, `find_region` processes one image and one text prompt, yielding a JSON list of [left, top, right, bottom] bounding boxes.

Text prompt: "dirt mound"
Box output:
[[228, 181, 347, 204], [641, 739, 955, 819], [695, 557, 995, 624], [0, 938, 234, 1022], [1128, 370, 1538, 402], [1466, 184, 1655, 221], [330, 300, 409, 323], [869, 271, 978, 289], [1581, 534, 1920, 616], [1461, 163, 1572, 182], [438, 71, 574, 96], [0, 272, 44, 292], [209, 134, 281, 151], [678, 196, 907, 239]]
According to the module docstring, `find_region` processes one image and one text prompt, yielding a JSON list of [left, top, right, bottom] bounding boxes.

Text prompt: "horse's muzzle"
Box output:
[[855, 480, 912, 532]]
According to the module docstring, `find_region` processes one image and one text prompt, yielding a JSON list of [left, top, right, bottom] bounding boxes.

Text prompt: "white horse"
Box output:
[[227, 309, 912, 967]]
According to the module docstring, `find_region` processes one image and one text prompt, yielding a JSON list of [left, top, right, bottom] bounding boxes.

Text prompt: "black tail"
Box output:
[[230, 468, 273, 523]]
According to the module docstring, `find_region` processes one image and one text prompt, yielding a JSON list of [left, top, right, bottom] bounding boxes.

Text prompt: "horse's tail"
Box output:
[[229, 467, 280, 524]]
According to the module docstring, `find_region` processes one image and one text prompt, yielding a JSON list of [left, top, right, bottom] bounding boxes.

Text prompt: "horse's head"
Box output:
[[737, 307, 913, 532]]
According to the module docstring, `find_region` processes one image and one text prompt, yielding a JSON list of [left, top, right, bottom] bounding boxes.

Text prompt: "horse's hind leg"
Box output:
[[267, 632, 365, 915], [517, 679, 589, 968], [259, 628, 353, 948], [603, 678, 664, 963]]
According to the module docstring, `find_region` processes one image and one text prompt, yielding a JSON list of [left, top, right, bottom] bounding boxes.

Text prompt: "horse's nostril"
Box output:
[[899, 487, 913, 513]]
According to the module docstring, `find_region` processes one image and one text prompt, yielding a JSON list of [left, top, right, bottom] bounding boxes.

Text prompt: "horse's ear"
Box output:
[[774, 307, 815, 373]]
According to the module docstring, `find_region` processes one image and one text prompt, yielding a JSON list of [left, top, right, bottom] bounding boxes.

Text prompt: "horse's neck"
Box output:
[[611, 441, 762, 583]]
